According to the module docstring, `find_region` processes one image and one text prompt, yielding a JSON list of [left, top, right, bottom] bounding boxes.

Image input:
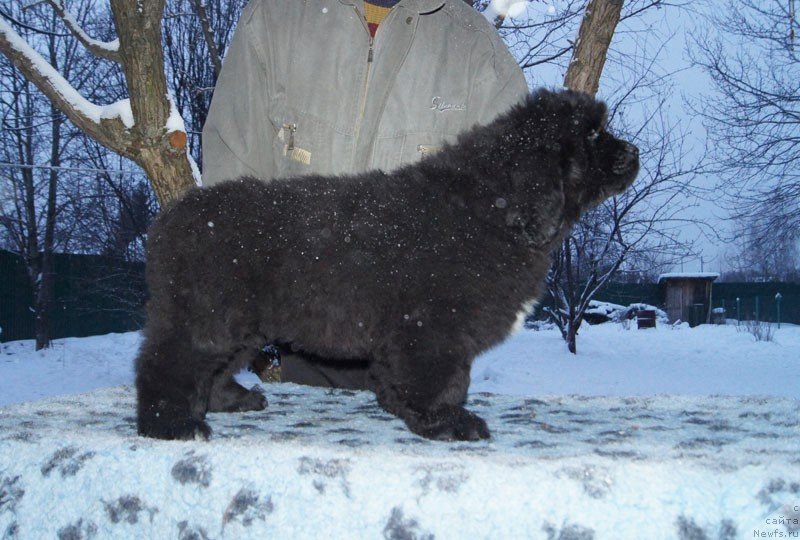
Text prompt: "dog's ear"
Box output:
[[557, 90, 608, 138], [586, 99, 608, 135]]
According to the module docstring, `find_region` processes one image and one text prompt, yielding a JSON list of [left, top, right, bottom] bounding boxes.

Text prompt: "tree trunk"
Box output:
[[564, 237, 579, 354], [550, 0, 624, 355], [563, 0, 624, 96], [35, 108, 62, 351], [109, 0, 195, 204], [566, 318, 578, 354]]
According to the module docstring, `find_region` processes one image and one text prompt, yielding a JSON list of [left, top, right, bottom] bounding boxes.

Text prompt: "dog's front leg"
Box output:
[[369, 338, 488, 441], [135, 333, 216, 441]]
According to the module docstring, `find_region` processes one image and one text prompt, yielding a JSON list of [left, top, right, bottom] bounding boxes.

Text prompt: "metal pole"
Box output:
[[736, 297, 740, 325], [776, 292, 783, 329], [755, 296, 760, 322]]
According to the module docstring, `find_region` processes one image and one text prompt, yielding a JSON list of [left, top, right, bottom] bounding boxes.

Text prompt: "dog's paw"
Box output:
[[138, 414, 211, 441], [413, 405, 491, 442], [211, 387, 268, 413], [238, 387, 268, 412], [450, 409, 491, 441]]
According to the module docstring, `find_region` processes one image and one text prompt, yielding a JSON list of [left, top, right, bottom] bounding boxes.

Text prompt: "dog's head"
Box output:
[[504, 90, 639, 247], [556, 91, 639, 217]]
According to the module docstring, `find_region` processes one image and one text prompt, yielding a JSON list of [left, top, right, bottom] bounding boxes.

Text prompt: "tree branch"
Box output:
[[0, 19, 133, 157], [44, 0, 122, 63], [190, 0, 222, 78], [0, 2, 196, 205], [0, 6, 69, 37]]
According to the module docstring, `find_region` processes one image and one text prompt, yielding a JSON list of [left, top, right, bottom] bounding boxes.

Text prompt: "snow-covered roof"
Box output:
[[658, 272, 720, 283]]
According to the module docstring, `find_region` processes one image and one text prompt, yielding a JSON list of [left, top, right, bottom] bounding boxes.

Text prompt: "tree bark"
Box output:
[[109, 0, 195, 204], [563, 0, 624, 96]]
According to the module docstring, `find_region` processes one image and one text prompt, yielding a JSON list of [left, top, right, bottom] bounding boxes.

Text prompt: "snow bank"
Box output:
[[1, 325, 799, 536], [583, 300, 669, 325], [474, 322, 800, 399], [1, 385, 798, 539], [2, 323, 799, 409], [0, 333, 137, 407]]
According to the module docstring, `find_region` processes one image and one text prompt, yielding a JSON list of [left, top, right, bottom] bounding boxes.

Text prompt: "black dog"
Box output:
[[136, 89, 639, 441]]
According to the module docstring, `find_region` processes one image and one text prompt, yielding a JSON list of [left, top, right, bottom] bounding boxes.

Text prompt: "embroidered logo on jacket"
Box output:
[[430, 96, 466, 113]]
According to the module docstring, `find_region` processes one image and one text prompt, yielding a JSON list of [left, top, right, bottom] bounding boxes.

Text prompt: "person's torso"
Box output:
[[248, 0, 504, 177]]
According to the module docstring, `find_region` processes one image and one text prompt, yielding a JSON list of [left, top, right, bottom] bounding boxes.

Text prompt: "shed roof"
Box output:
[[658, 272, 720, 284]]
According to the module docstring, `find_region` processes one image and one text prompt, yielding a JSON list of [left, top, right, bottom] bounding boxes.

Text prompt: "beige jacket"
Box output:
[[202, 0, 528, 185]]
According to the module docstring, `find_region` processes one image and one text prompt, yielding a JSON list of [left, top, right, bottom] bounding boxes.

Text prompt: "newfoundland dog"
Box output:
[[136, 89, 639, 441]]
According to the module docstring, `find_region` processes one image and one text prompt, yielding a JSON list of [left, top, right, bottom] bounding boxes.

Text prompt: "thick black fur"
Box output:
[[136, 89, 639, 441]]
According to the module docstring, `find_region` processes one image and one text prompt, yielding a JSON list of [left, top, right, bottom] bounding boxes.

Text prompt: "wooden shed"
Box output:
[[658, 272, 719, 327]]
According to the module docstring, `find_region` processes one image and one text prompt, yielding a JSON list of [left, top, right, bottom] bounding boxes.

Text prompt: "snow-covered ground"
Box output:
[[1, 322, 798, 407], [1, 323, 799, 539], [0, 332, 138, 407], [472, 321, 800, 399]]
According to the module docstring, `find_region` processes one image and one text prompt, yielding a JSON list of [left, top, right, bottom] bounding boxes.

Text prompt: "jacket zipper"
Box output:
[[283, 123, 297, 151], [353, 7, 374, 166]]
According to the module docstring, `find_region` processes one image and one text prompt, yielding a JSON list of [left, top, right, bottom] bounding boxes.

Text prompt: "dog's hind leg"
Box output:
[[207, 347, 268, 413], [369, 337, 489, 441], [135, 331, 221, 440]]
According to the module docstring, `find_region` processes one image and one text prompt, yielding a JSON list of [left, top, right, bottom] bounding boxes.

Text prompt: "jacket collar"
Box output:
[[337, 0, 446, 14]]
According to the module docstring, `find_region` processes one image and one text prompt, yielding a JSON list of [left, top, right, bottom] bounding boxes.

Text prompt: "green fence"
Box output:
[[591, 282, 662, 308], [0, 250, 146, 342], [2, 248, 799, 343], [713, 283, 800, 325]]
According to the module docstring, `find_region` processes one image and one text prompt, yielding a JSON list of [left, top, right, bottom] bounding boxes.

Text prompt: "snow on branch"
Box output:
[[0, 18, 133, 156], [44, 0, 121, 62], [481, 0, 529, 28]]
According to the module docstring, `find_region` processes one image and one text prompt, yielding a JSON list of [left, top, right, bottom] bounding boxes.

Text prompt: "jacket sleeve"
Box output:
[[468, 32, 529, 126], [201, 3, 276, 187]]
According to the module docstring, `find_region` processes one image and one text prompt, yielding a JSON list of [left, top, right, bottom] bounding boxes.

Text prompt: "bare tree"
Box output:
[[0, 2, 101, 349], [546, 104, 701, 352], [691, 0, 800, 247], [0, 0, 196, 204], [539, 0, 622, 353], [189, 0, 222, 78], [540, 0, 701, 353], [724, 215, 800, 282]]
